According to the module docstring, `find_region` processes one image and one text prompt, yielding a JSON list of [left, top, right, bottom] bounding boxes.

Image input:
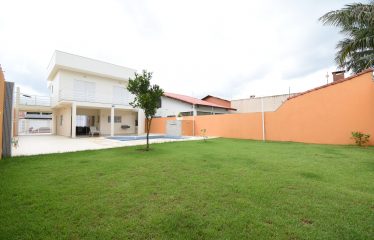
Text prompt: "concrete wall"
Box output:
[[2, 82, 14, 157], [265, 70, 374, 145], [149, 70, 374, 145], [182, 120, 193, 136], [231, 93, 297, 113]]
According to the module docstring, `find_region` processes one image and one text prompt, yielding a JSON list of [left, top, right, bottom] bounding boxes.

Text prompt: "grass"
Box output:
[[0, 138, 373, 239]]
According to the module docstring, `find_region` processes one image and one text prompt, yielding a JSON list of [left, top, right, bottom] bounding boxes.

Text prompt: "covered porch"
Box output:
[[54, 103, 145, 138]]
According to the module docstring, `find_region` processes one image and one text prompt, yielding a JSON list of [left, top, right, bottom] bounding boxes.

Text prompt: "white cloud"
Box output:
[[0, 0, 352, 99]]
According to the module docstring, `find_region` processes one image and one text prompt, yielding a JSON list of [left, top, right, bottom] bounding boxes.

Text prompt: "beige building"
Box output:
[[231, 93, 298, 113]]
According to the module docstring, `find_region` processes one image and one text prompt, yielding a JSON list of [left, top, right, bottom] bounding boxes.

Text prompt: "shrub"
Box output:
[[200, 129, 207, 141], [351, 131, 370, 146]]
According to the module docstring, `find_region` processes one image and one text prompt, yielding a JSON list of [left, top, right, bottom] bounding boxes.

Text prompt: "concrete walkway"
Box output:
[[12, 135, 204, 156]]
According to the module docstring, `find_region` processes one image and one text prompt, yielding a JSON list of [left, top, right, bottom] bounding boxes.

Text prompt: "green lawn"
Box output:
[[0, 139, 373, 239]]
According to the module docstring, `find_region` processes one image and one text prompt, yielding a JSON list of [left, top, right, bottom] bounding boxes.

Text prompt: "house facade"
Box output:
[[15, 51, 145, 138], [156, 92, 235, 117]]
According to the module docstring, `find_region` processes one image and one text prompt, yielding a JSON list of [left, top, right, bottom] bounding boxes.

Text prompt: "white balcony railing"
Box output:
[[56, 89, 134, 106], [19, 94, 51, 107], [18, 90, 134, 108]]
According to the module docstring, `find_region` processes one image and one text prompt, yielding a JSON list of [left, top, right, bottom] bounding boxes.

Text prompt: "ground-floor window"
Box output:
[[108, 116, 122, 123], [180, 111, 193, 116], [196, 111, 213, 116]]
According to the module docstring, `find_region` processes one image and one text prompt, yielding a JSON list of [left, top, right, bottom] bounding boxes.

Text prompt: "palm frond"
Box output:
[[320, 1, 374, 73]]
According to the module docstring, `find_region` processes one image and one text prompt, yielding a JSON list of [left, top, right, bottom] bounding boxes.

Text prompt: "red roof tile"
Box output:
[[164, 92, 236, 110], [201, 95, 230, 102], [288, 68, 373, 100]]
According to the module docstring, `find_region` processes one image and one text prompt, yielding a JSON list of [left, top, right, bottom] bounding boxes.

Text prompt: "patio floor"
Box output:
[[12, 135, 204, 156]]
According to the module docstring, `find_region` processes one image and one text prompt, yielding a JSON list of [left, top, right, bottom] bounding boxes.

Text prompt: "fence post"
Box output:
[[261, 97, 266, 142]]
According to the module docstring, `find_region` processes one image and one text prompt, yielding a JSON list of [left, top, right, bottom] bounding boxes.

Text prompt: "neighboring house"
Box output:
[[156, 92, 235, 117], [15, 50, 145, 138], [201, 95, 232, 108], [231, 71, 348, 113], [231, 93, 298, 113]]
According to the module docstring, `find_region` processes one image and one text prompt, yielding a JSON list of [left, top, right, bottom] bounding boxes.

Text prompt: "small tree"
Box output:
[[200, 128, 207, 142], [127, 70, 164, 151], [351, 131, 370, 146]]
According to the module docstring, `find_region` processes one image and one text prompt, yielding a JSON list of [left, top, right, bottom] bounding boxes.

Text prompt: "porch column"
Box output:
[[137, 109, 145, 135], [51, 109, 56, 135], [192, 104, 197, 116], [13, 107, 19, 137], [13, 87, 20, 136], [110, 106, 114, 136], [71, 102, 76, 138]]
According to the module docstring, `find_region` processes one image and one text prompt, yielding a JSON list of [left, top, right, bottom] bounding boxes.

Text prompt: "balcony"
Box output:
[[17, 89, 135, 108], [55, 89, 134, 106], [19, 94, 52, 107]]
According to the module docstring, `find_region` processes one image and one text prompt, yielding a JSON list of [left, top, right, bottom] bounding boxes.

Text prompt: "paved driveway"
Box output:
[[12, 135, 202, 156]]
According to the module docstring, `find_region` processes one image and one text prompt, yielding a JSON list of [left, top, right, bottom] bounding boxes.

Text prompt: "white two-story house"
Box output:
[[44, 50, 145, 138]]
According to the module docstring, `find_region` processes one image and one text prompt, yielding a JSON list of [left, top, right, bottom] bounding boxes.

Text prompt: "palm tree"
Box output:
[[319, 1, 374, 73]]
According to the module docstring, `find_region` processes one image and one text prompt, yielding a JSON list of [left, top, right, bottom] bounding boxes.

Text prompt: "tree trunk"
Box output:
[[146, 117, 153, 151]]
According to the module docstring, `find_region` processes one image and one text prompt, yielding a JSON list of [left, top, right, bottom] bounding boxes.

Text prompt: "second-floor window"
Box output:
[[113, 86, 129, 105], [73, 80, 96, 102]]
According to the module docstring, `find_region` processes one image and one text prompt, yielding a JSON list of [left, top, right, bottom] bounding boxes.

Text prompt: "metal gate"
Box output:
[[166, 120, 181, 136]]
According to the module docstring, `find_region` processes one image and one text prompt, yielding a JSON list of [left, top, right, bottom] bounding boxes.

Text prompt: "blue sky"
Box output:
[[0, 0, 354, 99]]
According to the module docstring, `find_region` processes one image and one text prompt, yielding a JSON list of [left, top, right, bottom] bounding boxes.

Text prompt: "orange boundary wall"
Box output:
[[149, 69, 374, 145], [0, 67, 5, 158]]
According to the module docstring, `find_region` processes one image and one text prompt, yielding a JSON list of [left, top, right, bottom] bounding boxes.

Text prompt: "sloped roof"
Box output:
[[288, 68, 373, 100], [164, 92, 236, 110], [201, 95, 231, 103]]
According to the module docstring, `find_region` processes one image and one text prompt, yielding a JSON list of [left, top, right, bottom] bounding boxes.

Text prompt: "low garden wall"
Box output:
[[149, 69, 374, 145]]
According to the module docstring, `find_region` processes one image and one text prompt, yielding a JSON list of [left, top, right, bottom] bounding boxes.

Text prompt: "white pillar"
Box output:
[[192, 104, 196, 136], [137, 109, 145, 135], [192, 104, 197, 116], [71, 102, 77, 138], [110, 106, 114, 136], [13, 87, 20, 136], [51, 109, 56, 135], [16, 87, 20, 107]]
